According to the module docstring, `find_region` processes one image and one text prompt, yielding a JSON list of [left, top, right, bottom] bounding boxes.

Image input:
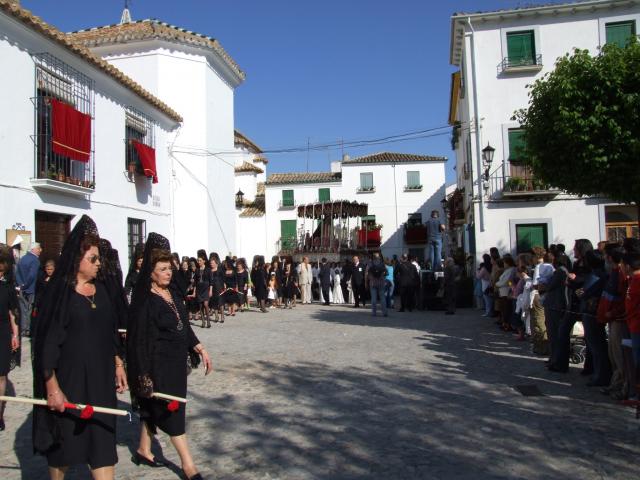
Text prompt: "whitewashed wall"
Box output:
[[0, 13, 177, 265]]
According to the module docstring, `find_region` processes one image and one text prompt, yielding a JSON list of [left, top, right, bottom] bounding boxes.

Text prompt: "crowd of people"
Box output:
[[475, 239, 640, 403]]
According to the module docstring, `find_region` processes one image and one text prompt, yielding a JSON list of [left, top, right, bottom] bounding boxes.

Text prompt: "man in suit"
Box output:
[[340, 259, 352, 303], [351, 255, 366, 308], [298, 256, 313, 304], [319, 258, 332, 306]]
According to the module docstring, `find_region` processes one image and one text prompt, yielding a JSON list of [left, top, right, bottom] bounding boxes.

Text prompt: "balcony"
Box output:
[[497, 54, 543, 74], [356, 186, 376, 194], [278, 200, 296, 210], [487, 168, 560, 199], [404, 184, 423, 192], [31, 154, 95, 197], [357, 227, 381, 248], [404, 224, 427, 245]]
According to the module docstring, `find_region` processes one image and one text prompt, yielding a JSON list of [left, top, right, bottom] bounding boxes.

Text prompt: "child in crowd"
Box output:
[[267, 272, 278, 308], [533, 249, 555, 288], [513, 265, 533, 341]]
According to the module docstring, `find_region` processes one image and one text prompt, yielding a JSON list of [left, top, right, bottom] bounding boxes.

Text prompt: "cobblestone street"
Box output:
[[1, 304, 640, 479]]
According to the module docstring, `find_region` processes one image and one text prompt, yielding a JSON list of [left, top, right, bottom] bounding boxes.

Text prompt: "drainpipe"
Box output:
[[466, 17, 485, 233]]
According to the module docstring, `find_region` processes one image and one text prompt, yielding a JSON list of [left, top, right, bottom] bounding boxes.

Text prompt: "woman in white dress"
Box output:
[[332, 268, 345, 304]]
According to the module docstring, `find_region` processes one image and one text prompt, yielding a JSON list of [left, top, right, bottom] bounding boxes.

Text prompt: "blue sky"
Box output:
[[21, 0, 563, 183]]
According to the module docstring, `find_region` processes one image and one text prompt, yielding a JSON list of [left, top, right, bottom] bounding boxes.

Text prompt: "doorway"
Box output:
[[35, 210, 73, 261]]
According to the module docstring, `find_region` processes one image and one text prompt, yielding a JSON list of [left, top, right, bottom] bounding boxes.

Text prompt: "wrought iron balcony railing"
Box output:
[[497, 54, 543, 74]]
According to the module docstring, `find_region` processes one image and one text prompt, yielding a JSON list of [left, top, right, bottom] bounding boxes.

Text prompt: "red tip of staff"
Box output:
[[80, 405, 94, 419], [167, 400, 179, 412]]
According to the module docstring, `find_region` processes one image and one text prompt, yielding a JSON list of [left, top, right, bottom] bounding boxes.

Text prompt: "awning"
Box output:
[[297, 200, 368, 219]]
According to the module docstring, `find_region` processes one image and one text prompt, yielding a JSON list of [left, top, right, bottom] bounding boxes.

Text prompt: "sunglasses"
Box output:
[[84, 254, 101, 264]]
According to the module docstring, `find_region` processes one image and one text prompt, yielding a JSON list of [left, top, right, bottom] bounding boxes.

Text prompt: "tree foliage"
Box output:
[[514, 40, 640, 203]]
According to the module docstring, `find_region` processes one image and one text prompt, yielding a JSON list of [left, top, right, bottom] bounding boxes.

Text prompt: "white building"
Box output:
[[448, 0, 639, 262], [233, 130, 268, 263], [69, 10, 246, 257], [264, 152, 447, 262], [0, 1, 181, 264]]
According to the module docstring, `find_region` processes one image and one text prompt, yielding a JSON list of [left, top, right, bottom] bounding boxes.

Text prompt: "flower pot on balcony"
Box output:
[[81, 180, 90, 188], [57, 172, 66, 183], [128, 162, 137, 175]]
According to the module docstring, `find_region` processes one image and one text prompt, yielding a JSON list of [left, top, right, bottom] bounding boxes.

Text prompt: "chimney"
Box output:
[[330, 161, 342, 173], [342, 154, 350, 163]]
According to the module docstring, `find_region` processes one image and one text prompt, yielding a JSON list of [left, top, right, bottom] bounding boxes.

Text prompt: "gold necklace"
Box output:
[[79, 283, 96, 309]]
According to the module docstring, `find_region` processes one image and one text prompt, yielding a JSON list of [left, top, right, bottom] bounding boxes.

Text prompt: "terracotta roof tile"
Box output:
[[256, 182, 265, 195], [342, 152, 447, 165], [239, 196, 265, 217], [0, 1, 182, 123], [234, 161, 264, 174], [254, 155, 269, 164], [266, 172, 342, 186], [69, 19, 245, 84], [234, 130, 262, 153]]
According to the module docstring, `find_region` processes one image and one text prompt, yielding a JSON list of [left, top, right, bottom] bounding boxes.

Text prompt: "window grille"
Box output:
[[32, 53, 95, 186], [407, 171, 421, 188], [359, 172, 374, 190], [125, 107, 155, 172], [127, 217, 146, 263]]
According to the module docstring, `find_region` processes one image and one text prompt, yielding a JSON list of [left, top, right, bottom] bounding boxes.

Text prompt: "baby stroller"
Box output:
[[570, 321, 586, 364]]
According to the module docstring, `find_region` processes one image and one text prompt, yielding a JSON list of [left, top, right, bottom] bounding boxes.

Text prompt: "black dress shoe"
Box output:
[[580, 369, 594, 376], [132, 452, 165, 467], [0, 418, 5, 431], [188, 473, 203, 480]]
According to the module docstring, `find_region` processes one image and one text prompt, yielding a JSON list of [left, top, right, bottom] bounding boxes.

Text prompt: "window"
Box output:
[[318, 188, 330, 202], [406, 171, 421, 189], [127, 218, 146, 263], [408, 213, 422, 227], [125, 108, 155, 175], [34, 53, 95, 186], [282, 189, 294, 207], [508, 129, 527, 163], [606, 20, 636, 48], [515, 223, 548, 254], [280, 220, 297, 250], [362, 215, 376, 229], [359, 172, 374, 191], [506, 30, 536, 66]]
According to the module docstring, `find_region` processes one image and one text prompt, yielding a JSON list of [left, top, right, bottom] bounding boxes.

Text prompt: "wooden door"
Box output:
[[35, 210, 72, 261]]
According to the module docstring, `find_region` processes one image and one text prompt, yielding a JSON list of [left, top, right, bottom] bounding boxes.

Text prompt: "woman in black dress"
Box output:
[[235, 259, 249, 312], [207, 258, 224, 324], [0, 248, 19, 431], [32, 216, 128, 480], [124, 253, 143, 303], [184, 259, 197, 321], [194, 257, 210, 328], [127, 235, 211, 480], [250, 259, 268, 313], [281, 263, 297, 309], [221, 260, 241, 316]]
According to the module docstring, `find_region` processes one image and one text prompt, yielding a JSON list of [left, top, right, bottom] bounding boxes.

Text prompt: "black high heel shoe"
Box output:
[[132, 452, 165, 467]]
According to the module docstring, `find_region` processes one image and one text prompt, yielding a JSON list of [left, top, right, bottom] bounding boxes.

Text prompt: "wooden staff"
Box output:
[[151, 392, 187, 403], [0, 396, 129, 418]]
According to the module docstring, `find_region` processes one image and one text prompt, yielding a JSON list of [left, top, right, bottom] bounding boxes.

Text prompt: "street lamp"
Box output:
[[482, 143, 495, 181], [235, 189, 244, 207], [440, 197, 448, 215]]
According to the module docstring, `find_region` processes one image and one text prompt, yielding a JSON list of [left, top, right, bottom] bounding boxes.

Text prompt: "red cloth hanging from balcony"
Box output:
[[50, 98, 91, 162], [132, 140, 158, 184]]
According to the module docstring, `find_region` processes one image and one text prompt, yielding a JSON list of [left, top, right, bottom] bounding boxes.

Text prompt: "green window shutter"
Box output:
[[606, 21, 636, 48], [507, 31, 535, 65], [407, 171, 420, 188], [516, 224, 548, 254], [360, 172, 373, 189], [282, 189, 294, 206], [508, 129, 527, 162], [280, 220, 297, 249], [318, 188, 330, 202]]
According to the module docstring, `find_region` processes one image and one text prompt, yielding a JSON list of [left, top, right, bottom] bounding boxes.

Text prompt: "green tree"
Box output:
[[514, 40, 640, 220]]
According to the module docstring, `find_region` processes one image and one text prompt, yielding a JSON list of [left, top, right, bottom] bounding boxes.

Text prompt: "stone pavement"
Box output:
[[1, 304, 640, 479]]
